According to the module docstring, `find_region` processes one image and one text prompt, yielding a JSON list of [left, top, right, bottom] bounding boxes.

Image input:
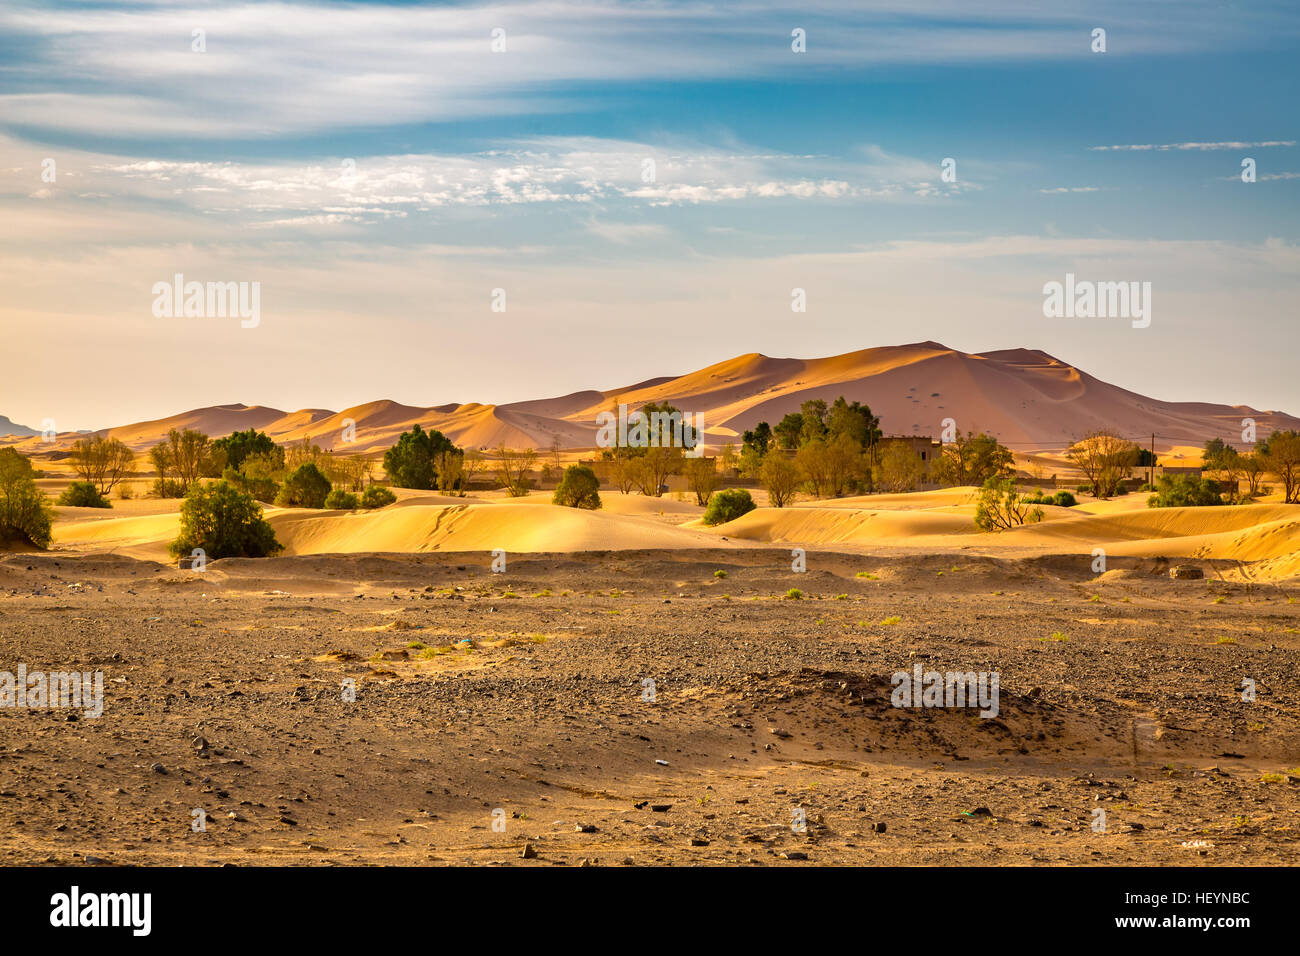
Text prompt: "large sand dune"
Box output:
[[10, 341, 1298, 455]]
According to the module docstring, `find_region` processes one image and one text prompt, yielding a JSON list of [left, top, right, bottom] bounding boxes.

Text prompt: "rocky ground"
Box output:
[[1, 547, 1298, 866]]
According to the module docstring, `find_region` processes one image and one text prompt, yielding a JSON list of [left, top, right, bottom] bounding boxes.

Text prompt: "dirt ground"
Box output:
[[1, 547, 1298, 866]]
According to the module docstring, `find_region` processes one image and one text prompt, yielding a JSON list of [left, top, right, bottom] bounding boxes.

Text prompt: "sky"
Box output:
[[1, 0, 1298, 431]]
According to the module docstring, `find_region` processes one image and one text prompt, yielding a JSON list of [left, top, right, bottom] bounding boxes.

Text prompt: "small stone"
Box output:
[[575, 823, 597, 833], [873, 822, 887, 833], [150, 763, 166, 775], [521, 842, 538, 859]]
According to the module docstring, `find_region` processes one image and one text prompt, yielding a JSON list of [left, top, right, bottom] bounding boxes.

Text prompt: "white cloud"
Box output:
[[1090, 141, 1296, 151]]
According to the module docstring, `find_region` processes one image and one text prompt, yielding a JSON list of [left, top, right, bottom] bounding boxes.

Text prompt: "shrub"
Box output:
[[360, 485, 397, 509], [1148, 475, 1223, 508], [57, 481, 111, 508], [324, 489, 359, 510], [275, 463, 332, 508], [1076, 484, 1091, 495], [974, 477, 1045, 531], [1022, 490, 1077, 508], [0, 448, 54, 548], [552, 465, 602, 510], [170, 480, 282, 560], [703, 488, 756, 526]]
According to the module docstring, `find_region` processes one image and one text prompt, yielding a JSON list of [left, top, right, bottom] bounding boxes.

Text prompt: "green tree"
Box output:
[[213, 429, 284, 472], [275, 463, 332, 508], [382, 424, 458, 490], [0, 448, 54, 548], [741, 422, 773, 457], [553, 465, 602, 510], [170, 480, 282, 559]]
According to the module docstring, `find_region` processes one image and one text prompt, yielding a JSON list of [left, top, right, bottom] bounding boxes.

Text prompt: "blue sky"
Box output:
[[1, 0, 1298, 429]]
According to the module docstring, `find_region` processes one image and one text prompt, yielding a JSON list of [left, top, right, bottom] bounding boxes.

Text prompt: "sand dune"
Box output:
[[9, 341, 1297, 456]]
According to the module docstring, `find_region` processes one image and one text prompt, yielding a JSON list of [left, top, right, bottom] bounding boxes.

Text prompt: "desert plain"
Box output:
[[2, 481, 1298, 866]]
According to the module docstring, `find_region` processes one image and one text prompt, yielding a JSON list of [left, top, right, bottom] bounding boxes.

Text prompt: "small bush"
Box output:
[[702, 488, 756, 526], [552, 465, 602, 510], [1076, 484, 1091, 495], [275, 463, 332, 508], [324, 489, 359, 510], [170, 480, 282, 560], [1052, 491, 1077, 507], [361, 485, 397, 509], [57, 481, 111, 508]]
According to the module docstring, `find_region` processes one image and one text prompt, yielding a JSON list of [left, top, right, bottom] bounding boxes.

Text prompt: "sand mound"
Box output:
[[268, 503, 721, 555], [705, 506, 979, 544]]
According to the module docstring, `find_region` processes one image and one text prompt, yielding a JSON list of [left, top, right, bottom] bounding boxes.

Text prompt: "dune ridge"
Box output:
[[9, 341, 1298, 455]]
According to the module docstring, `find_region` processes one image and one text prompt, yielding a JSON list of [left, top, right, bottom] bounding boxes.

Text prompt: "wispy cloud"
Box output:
[[1, 1, 1293, 140], [1090, 140, 1296, 151]]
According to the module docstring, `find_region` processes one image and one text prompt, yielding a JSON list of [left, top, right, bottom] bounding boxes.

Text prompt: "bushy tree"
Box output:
[[741, 422, 773, 457], [68, 435, 135, 495], [876, 440, 925, 493], [57, 481, 111, 508], [275, 463, 332, 508], [684, 457, 719, 506], [213, 429, 284, 472], [760, 452, 801, 508], [223, 450, 282, 503], [974, 478, 1045, 531], [1263, 431, 1300, 503], [496, 446, 538, 497], [1147, 475, 1223, 508], [553, 465, 602, 510], [932, 431, 1015, 487], [1066, 430, 1139, 498], [383, 424, 458, 490], [324, 489, 359, 509], [361, 485, 397, 509], [0, 448, 54, 548], [150, 428, 212, 495], [703, 488, 756, 526], [170, 480, 282, 559]]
